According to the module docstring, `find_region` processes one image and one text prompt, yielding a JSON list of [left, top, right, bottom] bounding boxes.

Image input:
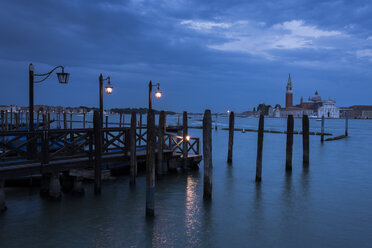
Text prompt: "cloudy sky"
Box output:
[[0, 0, 371, 112]]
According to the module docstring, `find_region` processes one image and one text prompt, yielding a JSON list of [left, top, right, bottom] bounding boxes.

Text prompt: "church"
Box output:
[[271, 74, 340, 118]]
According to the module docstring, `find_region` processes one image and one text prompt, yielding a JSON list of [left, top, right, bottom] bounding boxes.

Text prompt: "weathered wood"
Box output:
[[321, 115, 325, 143], [345, 116, 349, 136], [227, 111, 234, 164], [0, 178, 7, 212], [93, 111, 102, 195], [256, 114, 264, 182], [183, 111, 188, 169], [203, 109, 212, 200], [285, 115, 294, 172], [157, 111, 166, 175], [146, 109, 156, 217], [130, 112, 137, 185], [302, 115, 310, 167]]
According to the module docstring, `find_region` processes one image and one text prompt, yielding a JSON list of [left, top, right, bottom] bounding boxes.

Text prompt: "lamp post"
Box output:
[[29, 63, 69, 131], [148, 80, 162, 110], [99, 74, 113, 128]]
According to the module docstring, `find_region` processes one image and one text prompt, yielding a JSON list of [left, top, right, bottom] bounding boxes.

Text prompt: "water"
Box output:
[[1, 116, 372, 248]]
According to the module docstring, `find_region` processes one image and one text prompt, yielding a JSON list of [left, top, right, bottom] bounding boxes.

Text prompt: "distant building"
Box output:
[[278, 74, 340, 118], [285, 74, 293, 108]]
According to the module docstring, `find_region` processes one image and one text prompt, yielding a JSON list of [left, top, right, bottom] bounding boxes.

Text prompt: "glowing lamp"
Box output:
[[104, 78, 113, 94], [186, 135, 190, 141]]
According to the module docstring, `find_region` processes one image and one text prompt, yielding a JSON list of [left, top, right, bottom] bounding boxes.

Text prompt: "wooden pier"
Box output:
[[0, 111, 202, 209]]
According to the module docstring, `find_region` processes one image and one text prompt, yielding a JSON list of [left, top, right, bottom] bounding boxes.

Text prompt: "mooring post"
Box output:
[[286, 115, 294, 172], [227, 111, 235, 164], [83, 113, 86, 129], [345, 115, 349, 136], [302, 115, 310, 167], [0, 178, 7, 212], [255, 114, 264, 182], [157, 111, 166, 175], [321, 116, 325, 143], [130, 112, 137, 185], [49, 171, 62, 201], [93, 111, 102, 195], [146, 109, 156, 217], [203, 109, 213, 200], [183, 111, 188, 169], [5, 112, 8, 131]]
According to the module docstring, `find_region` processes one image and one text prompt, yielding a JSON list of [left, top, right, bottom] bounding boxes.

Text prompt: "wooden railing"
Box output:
[[0, 127, 200, 165]]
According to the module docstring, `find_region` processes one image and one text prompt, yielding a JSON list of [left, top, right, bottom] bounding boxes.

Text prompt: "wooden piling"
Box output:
[[285, 115, 294, 172], [93, 111, 102, 195], [321, 116, 325, 143], [83, 113, 86, 129], [0, 178, 7, 212], [10, 108, 13, 128], [203, 109, 213, 200], [302, 115, 310, 167], [146, 109, 156, 217], [255, 114, 264, 182], [345, 116, 349, 136], [227, 111, 234, 164], [183, 111, 188, 169], [129, 112, 137, 185], [157, 111, 166, 175], [43, 114, 47, 130]]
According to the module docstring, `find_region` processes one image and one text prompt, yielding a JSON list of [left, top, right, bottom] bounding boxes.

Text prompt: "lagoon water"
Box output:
[[1, 115, 372, 247]]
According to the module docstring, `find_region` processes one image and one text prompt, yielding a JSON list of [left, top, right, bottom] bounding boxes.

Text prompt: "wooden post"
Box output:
[[286, 115, 294, 172], [255, 114, 264, 182], [0, 111, 4, 130], [122, 113, 125, 127], [70, 113, 73, 129], [36, 111, 40, 129], [119, 113, 123, 127], [146, 109, 156, 217], [157, 111, 166, 175], [43, 114, 47, 130], [345, 115, 349, 136], [130, 112, 137, 185], [183, 111, 188, 169], [10, 108, 13, 129], [25, 111, 29, 130], [83, 113, 86, 129], [47, 112, 50, 130], [0, 178, 7, 212], [138, 113, 142, 146], [321, 116, 325, 143], [203, 110, 212, 200], [15, 113, 19, 130], [302, 115, 310, 167], [227, 111, 234, 163], [5, 112, 8, 131], [93, 111, 102, 195], [63, 112, 67, 129]]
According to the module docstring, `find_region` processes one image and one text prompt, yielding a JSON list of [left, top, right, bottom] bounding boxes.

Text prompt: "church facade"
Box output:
[[275, 74, 340, 118]]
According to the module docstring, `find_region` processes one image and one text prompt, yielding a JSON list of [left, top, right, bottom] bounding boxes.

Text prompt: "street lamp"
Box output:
[[29, 63, 69, 131], [148, 80, 162, 110], [99, 74, 113, 128]]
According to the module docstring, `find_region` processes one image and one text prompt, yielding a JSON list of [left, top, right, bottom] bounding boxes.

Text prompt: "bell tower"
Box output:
[[285, 73, 293, 108]]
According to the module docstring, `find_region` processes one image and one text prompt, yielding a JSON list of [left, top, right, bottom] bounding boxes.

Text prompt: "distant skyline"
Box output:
[[1, 0, 372, 112]]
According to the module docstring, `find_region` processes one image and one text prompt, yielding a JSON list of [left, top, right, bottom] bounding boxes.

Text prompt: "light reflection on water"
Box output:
[[1, 118, 372, 247]]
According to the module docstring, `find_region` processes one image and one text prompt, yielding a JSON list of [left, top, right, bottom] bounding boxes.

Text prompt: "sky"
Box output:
[[0, 0, 372, 113]]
